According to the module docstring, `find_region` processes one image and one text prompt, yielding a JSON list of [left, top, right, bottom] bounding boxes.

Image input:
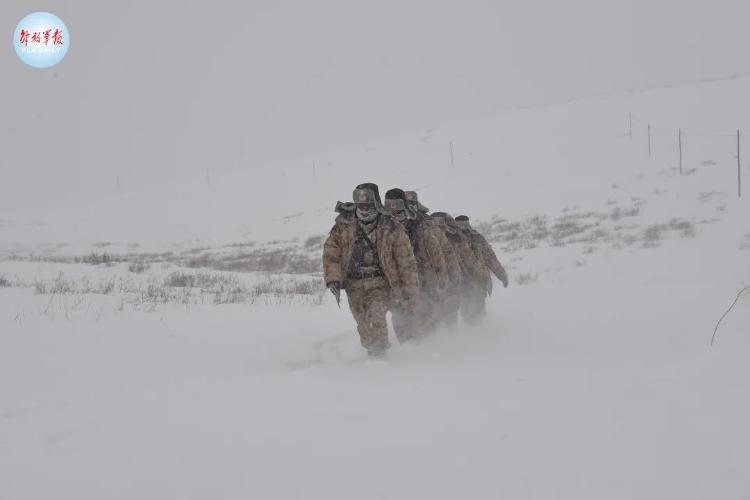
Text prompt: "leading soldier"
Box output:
[[323, 186, 419, 357]]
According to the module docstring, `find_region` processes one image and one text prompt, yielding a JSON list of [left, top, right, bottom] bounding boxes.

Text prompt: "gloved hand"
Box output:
[[496, 267, 509, 288], [327, 281, 341, 297]]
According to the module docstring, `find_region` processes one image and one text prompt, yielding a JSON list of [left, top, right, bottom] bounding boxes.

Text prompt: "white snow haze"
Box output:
[[1, 1, 749, 499]]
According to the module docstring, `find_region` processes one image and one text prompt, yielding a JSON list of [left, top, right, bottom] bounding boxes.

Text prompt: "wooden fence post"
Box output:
[[678, 128, 683, 174], [628, 112, 633, 140], [738, 130, 742, 198]]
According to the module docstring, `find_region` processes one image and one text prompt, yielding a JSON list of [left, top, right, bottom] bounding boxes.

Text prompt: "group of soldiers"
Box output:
[[322, 182, 509, 358]]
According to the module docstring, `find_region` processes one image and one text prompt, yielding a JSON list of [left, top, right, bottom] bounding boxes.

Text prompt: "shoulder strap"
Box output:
[[357, 224, 378, 252]]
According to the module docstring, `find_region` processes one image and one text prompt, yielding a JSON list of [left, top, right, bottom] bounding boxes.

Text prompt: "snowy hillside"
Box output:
[[3, 73, 750, 251], [1, 75, 750, 499]]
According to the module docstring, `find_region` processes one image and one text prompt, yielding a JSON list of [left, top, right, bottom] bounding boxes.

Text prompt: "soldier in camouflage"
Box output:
[[403, 191, 463, 327], [404, 193, 462, 291], [404, 191, 429, 215], [333, 182, 384, 222], [430, 212, 487, 325], [454, 215, 508, 324], [323, 186, 419, 357], [383, 188, 448, 338]]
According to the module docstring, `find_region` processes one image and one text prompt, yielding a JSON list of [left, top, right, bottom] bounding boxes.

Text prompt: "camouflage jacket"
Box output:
[[446, 229, 489, 289], [407, 217, 449, 292], [323, 214, 419, 303], [464, 230, 506, 280], [434, 226, 462, 286]]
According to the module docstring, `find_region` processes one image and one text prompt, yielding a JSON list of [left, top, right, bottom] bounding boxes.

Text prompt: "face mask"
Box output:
[[384, 198, 408, 223], [356, 205, 377, 222]]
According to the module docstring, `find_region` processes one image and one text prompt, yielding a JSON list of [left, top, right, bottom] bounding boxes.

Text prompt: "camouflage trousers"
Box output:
[[390, 288, 443, 341], [440, 288, 461, 327], [391, 302, 415, 343], [345, 277, 391, 356], [417, 290, 442, 335], [460, 282, 487, 325]]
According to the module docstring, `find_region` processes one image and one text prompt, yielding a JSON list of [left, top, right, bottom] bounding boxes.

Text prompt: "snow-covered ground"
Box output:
[[1, 77, 750, 499]]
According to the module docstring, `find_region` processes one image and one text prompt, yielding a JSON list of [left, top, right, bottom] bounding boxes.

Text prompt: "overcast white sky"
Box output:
[[2, 0, 749, 216]]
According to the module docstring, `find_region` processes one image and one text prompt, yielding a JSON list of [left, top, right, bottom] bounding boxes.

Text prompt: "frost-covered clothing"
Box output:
[[431, 222, 462, 326], [324, 213, 419, 303], [323, 213, 419, 352], [403, 216, 450, 334], [408, 217, 449, 293], [345, 277, 391, 355], [464, 230, 508, 290], [457, 228, 508, 324], [448, 230, 488, 289], [427, 224, 482, 325], [460, 281, 487, 325], [348, 225, 384, 279], [443, 226, 487, 325], [435, 227, 462, 288]]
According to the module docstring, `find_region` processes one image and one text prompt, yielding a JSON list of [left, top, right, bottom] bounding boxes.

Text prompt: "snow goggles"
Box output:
[[352, 188, 377, 208], [383, 198, 406, 213]]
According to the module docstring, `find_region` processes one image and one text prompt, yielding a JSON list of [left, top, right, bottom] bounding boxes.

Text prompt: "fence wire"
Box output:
[[626, 112, 744, 197]]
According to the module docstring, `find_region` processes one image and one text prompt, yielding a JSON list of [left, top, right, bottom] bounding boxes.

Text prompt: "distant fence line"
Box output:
[[627, 112, 742, 198]]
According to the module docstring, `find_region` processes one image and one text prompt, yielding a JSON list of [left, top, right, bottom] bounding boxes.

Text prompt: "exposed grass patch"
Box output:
[[610, 205, 640, 221], [163, 271, 240, 291], [78, 252, 117, 266], [186, 248, 321, 274], [669, 218, 695, 238], [128, 261, 151, 273], [33, 273, 116, 295], [643, 224, 668, 247], [515, 272, 538, 286]]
